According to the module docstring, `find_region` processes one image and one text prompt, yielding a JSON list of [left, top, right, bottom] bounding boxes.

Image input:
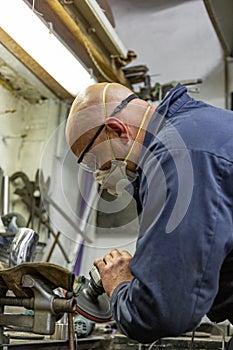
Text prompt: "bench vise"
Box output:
[[0, 273, 76, 335]]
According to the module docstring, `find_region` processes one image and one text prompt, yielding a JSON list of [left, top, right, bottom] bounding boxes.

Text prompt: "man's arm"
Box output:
[[94, 149, 232, 343]]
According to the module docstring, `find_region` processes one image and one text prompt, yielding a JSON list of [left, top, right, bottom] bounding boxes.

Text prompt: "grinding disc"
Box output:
[[75, 288, 112, 323]]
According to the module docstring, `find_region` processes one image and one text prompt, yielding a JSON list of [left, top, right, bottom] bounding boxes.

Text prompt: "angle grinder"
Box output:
[[74, 266, 112, 323]]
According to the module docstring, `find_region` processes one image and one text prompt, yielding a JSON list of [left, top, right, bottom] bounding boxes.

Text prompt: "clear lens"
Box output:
[[78, 153, 97, 173]]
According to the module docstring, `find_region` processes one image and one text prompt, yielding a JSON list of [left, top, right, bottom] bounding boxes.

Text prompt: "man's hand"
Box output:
[[94, 249, 133, 297]]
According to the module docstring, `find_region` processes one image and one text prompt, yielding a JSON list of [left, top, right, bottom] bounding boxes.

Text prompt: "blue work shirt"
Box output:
[[110, 84, 233, 343]]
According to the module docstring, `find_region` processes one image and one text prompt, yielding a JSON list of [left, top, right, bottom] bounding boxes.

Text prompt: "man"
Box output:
[[66, 82, 233, 343]]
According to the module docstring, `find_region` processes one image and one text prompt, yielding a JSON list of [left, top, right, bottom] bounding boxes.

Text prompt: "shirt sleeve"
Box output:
[[110, 142, 233, 343]]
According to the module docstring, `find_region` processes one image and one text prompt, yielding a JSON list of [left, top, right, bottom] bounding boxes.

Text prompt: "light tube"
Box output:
[[85, 0, 128, 58], [0, 1, 96, 96]]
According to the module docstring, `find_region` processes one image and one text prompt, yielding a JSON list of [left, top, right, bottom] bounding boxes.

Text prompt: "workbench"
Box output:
[[0, 331, 228, 350]]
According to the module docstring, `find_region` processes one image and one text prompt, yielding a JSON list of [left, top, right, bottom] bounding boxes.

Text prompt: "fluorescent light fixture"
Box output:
[[84, 0, 128, 57], [0, 0, 96, 96]]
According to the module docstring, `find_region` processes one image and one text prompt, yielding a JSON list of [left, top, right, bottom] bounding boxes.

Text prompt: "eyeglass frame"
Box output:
[[77, 93, 138, 165], [77, 123, 105, 164]]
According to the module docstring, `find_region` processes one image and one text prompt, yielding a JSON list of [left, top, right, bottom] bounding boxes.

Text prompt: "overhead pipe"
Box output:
[[225, 56, 233, 110], [3, 175, 9, 216]]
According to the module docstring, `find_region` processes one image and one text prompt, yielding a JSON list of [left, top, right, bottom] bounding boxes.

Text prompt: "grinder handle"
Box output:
[[89, 266, 105, 296]]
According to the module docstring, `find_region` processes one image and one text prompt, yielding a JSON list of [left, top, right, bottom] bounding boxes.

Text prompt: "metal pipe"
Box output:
[[0, 305, 4, 345], [0, 296, 76, 314], [43, 194, 92, 243], [53, 297, 76, 314], [3, 176, 9, 215], [68, 312, 75, 350], [225, 56, 233, 110], [0, 168, 3, 216]]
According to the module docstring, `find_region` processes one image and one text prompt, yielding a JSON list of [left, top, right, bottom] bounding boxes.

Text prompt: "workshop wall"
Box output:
[[0, 44, 84, 269], [0, 85, 59, 178]]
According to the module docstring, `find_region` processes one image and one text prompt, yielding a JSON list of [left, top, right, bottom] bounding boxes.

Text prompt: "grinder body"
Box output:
[[75, 266, 112, 323]]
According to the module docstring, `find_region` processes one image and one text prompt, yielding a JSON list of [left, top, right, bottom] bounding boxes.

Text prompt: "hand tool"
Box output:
[[75, 266, 112, 323], [0, 273, 76, 335]]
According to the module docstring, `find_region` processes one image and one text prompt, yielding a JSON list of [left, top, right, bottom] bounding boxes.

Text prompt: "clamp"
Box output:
[[0, 274, 76, 335]]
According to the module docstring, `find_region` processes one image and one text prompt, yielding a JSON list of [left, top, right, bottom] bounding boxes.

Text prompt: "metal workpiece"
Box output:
[[10, 170, 72, 264], [0, 264, 109, 347], [9, 228, 39, 267], [2, 175, 9, 216], [0, 274, 76, 336]]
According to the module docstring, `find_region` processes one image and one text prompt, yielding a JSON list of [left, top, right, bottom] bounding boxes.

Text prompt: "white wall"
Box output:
[[78, 191, 139, 276], [0, 44, 85, 270], [0, 86, 59, 178]]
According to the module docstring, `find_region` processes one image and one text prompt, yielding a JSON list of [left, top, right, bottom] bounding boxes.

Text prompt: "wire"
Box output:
[[32, 0, 113, 82], [148, 339, 160, 350], [31, 0, 43, 17], [73, 14, 114, 82], [82, 34, 114, 82], [188, 330, 195, 350]]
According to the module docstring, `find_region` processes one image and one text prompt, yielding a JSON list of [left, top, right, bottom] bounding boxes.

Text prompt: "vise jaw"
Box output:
[[22, 274, 76, 334]]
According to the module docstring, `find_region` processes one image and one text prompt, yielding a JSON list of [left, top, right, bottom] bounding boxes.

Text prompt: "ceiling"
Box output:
[[0, 0, 136, 102], [1, 0, 232, 104], [108, 0, 233, 103]]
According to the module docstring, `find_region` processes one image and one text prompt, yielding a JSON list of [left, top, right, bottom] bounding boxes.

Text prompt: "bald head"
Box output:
[[70, 82, 133, 115], [66, 82, 135, 152], [65, 81, 154, 172]]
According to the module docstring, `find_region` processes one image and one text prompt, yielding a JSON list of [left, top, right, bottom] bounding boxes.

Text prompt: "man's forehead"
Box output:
[[67, 103, 104, 146]]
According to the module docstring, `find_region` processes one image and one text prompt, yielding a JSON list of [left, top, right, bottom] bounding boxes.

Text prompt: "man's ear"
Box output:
[[105, 117, 130, 144]]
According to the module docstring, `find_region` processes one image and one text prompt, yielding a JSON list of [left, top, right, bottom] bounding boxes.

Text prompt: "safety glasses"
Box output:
[[77, 124, 105, 172], [77, 124, 105, 165]]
